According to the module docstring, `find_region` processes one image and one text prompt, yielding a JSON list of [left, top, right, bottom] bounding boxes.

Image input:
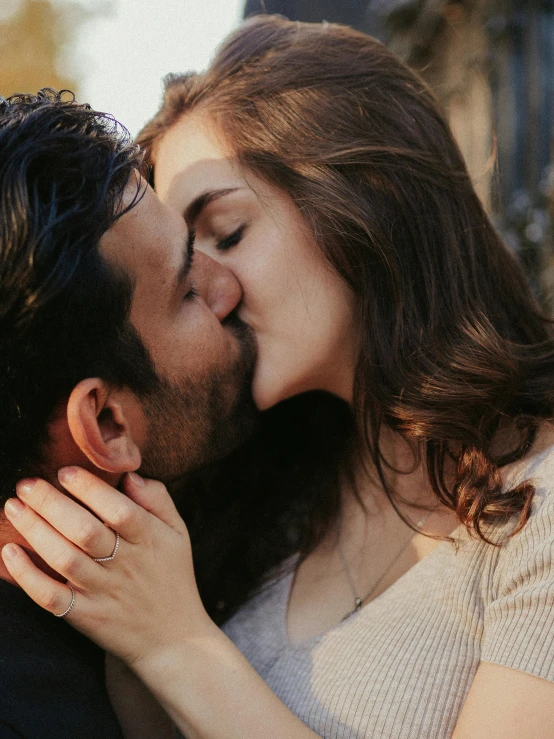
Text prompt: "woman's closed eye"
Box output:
[[216, 224, 246, 252]]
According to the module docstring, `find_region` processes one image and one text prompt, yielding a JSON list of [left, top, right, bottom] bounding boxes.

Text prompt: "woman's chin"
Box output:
[[251, 372, 292, 411], [252, 387, 286, 412], [251, 371, 313, 411]]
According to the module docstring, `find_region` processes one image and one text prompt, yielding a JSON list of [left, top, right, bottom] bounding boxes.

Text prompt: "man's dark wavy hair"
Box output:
[[0, 89, 158, 503]]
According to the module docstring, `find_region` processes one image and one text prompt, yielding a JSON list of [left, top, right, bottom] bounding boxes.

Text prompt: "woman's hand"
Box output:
[[1, 468, 318, 739], [2, 467, 211, 667]]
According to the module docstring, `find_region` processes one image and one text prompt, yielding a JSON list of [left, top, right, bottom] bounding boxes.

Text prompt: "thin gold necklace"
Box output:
[[338, 511, 432, 621]]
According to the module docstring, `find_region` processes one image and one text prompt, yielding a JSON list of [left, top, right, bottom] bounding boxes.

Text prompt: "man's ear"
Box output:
[[66, 378, 144, 474]]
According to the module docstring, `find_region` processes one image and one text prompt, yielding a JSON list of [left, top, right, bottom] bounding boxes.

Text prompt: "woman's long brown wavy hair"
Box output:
[[138, 15, 554, 622]]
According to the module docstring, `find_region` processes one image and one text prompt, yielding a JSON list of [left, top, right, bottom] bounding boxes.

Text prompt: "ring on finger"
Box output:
[[54, 584, 76, 618], [92, 530, 120, 563]]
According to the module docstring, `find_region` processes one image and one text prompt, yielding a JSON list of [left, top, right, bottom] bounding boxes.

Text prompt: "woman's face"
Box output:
[[154, 113, 358, 410]]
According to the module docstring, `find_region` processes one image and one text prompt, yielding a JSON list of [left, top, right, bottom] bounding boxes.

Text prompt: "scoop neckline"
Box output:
[[276, 436, 554, 650], [279, 527, 462, 650]]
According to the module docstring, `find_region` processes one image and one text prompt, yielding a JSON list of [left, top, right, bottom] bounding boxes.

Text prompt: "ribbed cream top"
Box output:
[[223, 442, 554, 738]]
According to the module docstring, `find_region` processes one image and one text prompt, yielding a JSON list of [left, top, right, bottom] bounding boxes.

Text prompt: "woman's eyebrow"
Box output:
[[184, 188, 239, 226]]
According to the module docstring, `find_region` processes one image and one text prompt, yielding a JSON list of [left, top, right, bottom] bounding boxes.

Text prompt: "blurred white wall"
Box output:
[[68, 0, 244, 136]]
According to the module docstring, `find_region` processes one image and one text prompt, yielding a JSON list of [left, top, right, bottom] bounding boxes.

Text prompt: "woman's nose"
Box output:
[[192, 250, 243, 321]]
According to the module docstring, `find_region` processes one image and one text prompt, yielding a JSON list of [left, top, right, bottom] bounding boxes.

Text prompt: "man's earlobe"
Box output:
[[66, 378, 143, 473]]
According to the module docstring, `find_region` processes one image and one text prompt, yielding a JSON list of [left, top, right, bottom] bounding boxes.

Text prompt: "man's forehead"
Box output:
[[99, 183, 182, 276]]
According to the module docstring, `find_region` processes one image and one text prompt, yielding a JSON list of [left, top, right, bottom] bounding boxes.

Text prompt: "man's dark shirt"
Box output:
[[0, 578, 122, 738]]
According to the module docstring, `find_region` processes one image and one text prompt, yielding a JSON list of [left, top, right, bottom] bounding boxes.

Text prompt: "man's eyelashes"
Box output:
[[183, 285, 199, 301], [187, 227, 196, 251]]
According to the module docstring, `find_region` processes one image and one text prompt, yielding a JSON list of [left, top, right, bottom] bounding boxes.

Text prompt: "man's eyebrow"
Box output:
[[184, 188, 239, 226], [175, 227, 196, 291]]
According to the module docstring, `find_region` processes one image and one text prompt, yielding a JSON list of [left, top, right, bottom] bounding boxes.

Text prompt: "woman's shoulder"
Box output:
[[500, 423, 554, 503], [481, 429, 554, 682], [493, 425, 554, 567]]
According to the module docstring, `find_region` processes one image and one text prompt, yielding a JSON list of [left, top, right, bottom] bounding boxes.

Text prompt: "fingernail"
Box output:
[[16, 478, 37, 498], [128, 471, 145, 487], [5, 498, 25, 518], [58, 466, 78, 484], [2, 544, 18, 561]]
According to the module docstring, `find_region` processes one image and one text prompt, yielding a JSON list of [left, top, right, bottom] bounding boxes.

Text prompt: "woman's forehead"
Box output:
[[154, 116, 246, 205]]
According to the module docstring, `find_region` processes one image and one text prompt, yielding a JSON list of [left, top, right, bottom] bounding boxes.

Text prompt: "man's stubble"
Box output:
[[139, 315, 259, 482]]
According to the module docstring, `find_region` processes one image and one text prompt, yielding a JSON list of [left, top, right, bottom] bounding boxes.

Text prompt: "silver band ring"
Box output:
[[54, 585, 76, 618], [93, 531, 120, 563]]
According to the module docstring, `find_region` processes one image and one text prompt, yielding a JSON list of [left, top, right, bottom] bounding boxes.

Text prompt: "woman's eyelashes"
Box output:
[[216, 224, 246, 252]]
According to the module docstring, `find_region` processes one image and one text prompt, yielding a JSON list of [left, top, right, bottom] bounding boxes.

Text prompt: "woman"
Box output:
[[4, 15, 554, 738]]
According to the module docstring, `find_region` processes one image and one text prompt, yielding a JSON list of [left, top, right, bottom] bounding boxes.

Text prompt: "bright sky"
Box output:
[[67, 0, 245, 136]]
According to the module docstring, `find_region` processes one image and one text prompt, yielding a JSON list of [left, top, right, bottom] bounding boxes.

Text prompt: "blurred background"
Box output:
[[1, 0, 553, 304]]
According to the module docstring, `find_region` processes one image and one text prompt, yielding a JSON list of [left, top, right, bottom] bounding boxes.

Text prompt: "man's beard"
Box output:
[[138, 314, 259, 482]]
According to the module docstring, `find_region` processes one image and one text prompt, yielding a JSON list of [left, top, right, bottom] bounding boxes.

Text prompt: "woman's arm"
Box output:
[[106, 655, 174, 739], [1, 469, 317, 739], [133, 625, 318, 739], [453, 662, 554, 738], [453, 479, 554, 738]]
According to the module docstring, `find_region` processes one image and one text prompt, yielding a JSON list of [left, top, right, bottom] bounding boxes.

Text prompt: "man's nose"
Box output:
[[192, 250, 243, 321]]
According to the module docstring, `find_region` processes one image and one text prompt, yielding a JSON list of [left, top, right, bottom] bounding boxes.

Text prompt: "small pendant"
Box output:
[[341, 597, 363, 622]]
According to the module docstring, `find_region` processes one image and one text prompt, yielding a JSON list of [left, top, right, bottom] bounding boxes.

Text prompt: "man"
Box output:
[[0, 90, 257, 737]]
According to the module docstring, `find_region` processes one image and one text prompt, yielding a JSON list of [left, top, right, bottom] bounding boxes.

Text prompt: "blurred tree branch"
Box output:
[[0, 0, 109, 98]]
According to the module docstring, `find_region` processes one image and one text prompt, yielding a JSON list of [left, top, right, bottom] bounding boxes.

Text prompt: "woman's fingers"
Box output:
[[3, 498, 103, 588], [56, 467, 149, 544], [122, 472, 187, 532], [16, 478, 118, 560], [3, 471, 203, 668], [16, 469, 186, 552], [1, 543, 79, 617]]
